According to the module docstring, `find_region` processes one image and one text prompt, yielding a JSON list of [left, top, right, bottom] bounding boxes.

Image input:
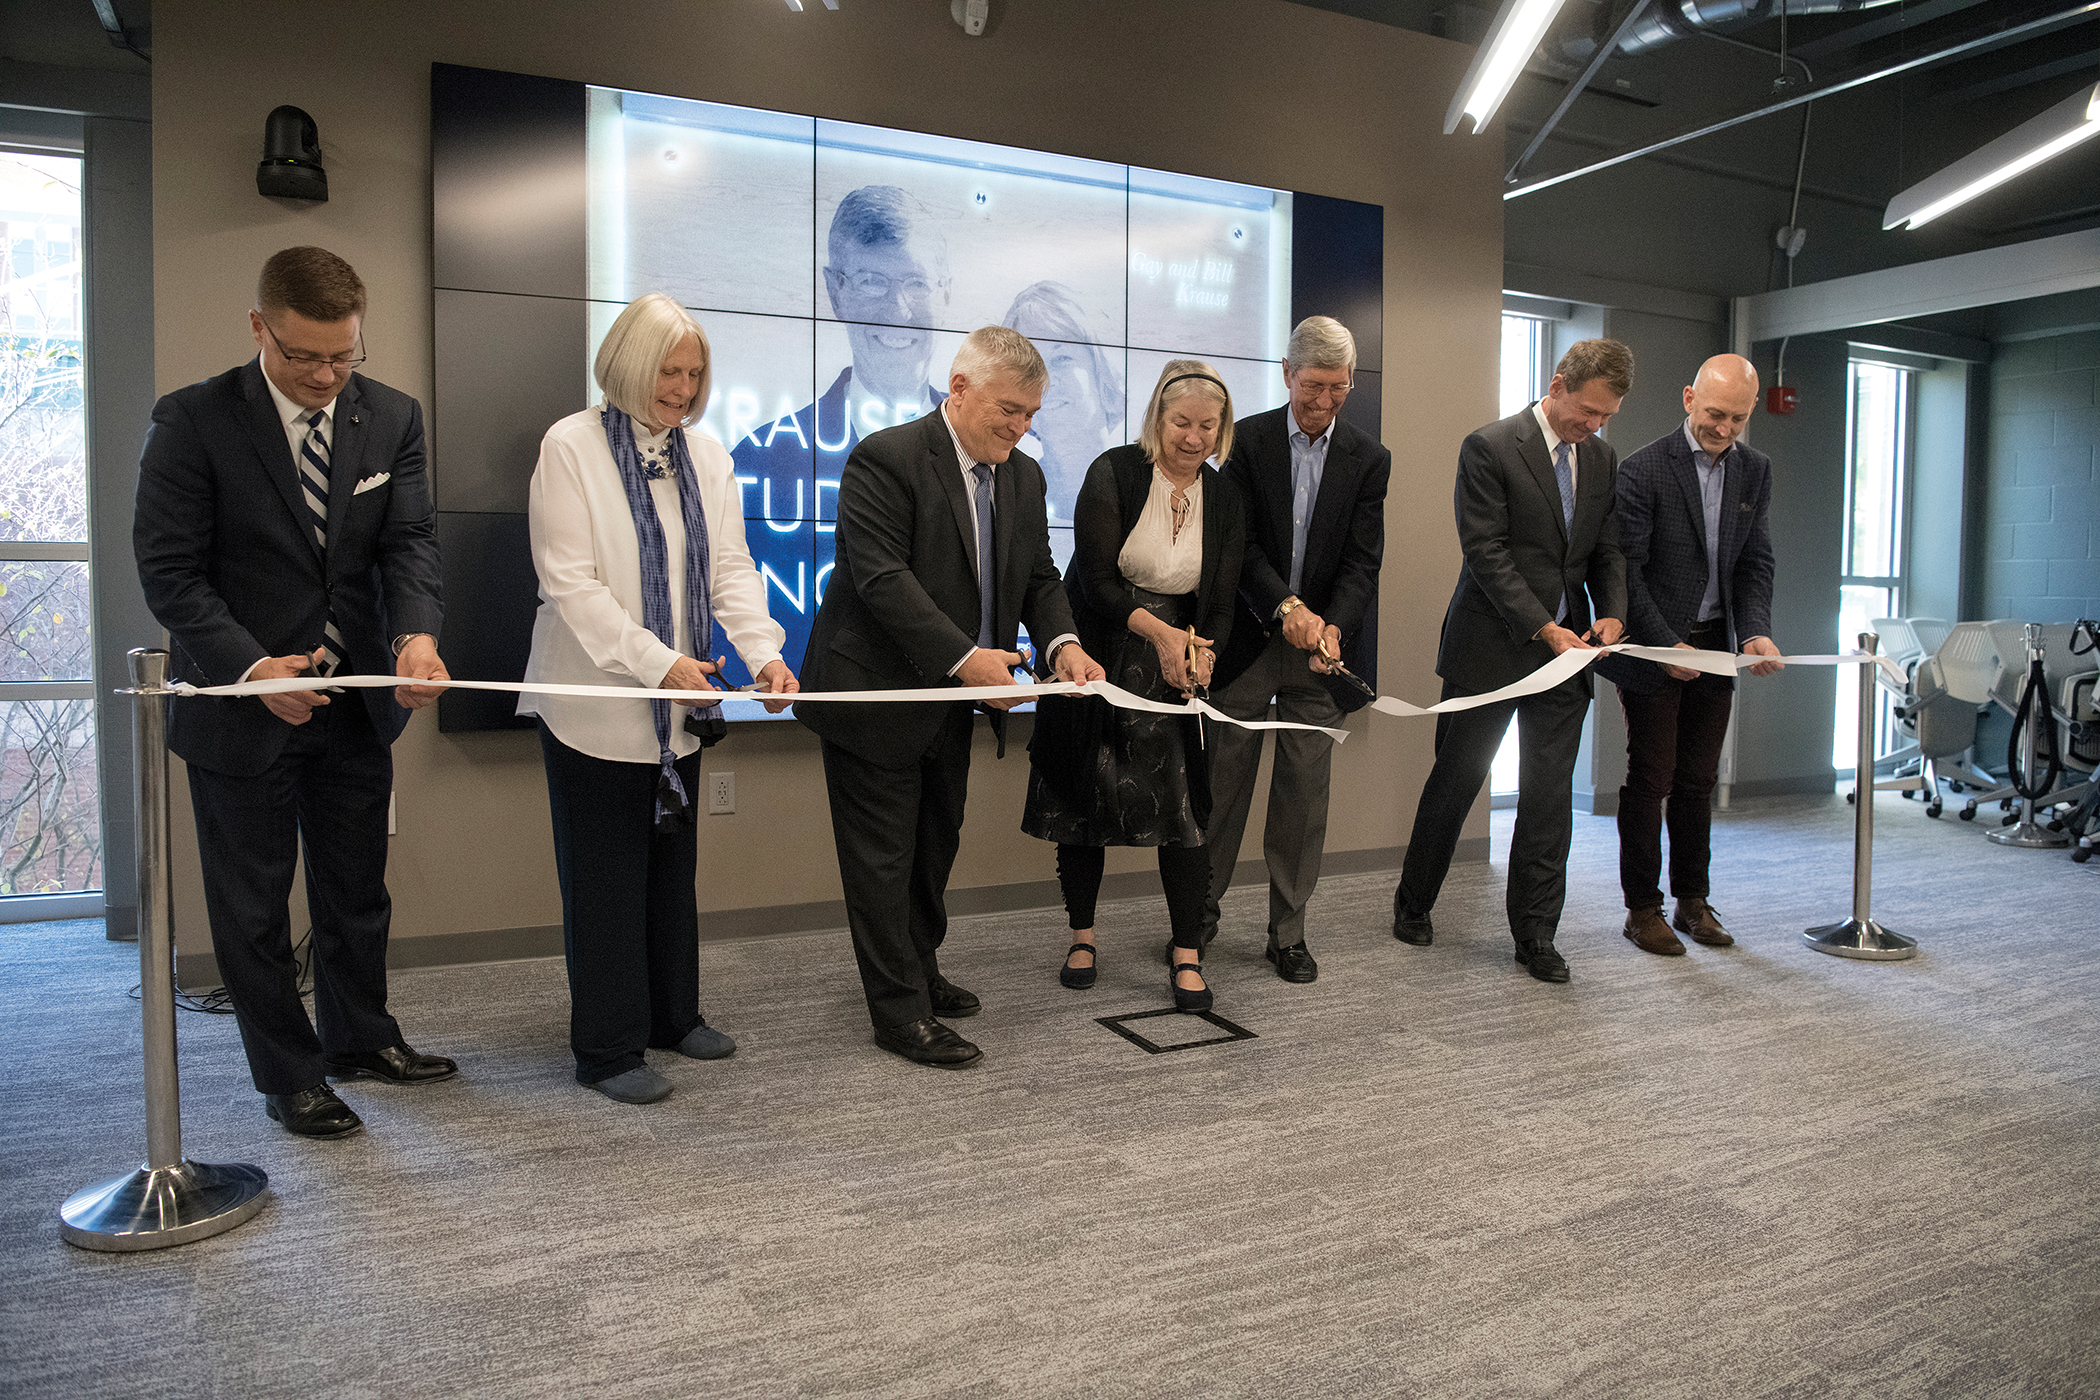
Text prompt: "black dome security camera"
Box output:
[[257, 105, 328, 202]]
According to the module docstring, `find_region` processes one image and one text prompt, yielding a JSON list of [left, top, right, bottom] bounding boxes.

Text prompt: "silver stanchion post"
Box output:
[[58, 648, 270, 1251], [1804, 633, 1918, 960]]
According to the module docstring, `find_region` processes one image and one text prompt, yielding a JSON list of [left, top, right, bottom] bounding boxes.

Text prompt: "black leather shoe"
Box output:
[[1060, 942, 1098, 990], [1393, 891, 1434, 945], [1514, 940, 1571, 983], [1170, 956, 1213, 1013], [1267, 942, 1318, 983], [927, 974, 981, 1019], [265, 1084, 363, 1139], [325, 1042, 459, 1084], [875, 1017, 982, 1067]]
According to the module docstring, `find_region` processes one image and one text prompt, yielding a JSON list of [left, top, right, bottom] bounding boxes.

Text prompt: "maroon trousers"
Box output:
[[1616, 637, 1736, 911]]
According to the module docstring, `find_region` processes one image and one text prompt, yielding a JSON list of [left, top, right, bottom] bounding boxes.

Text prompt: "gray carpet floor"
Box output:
[[2, 793, 2097, 1399]]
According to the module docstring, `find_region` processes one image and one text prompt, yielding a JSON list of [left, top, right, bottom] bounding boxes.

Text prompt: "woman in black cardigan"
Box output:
[[1022, 359, 1246, 1011]]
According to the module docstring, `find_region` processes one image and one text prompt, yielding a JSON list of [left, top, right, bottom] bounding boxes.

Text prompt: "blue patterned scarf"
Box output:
[[602, 405, 715, 830]]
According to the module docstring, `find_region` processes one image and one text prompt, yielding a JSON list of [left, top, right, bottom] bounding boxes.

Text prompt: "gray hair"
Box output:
[[1284, 315, 1356, 373], [827, 184, 949, 277], [1137, 359, 1235, 469], [949, 325, 1047, 390], [593, 293, 711, 428]]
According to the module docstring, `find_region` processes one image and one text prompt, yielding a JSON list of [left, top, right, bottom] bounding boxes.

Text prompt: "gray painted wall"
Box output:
[[1980, 330, 2100, 622]]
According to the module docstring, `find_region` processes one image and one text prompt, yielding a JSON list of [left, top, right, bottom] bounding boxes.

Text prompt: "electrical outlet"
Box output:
[[707, 771, 734, 815]]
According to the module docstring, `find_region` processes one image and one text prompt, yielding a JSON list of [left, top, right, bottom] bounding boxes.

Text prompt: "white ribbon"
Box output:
[[169, 645, 1898, 745]]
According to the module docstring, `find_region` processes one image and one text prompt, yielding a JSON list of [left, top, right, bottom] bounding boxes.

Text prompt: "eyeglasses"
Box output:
[[1295, 380, 1353, 405], [833, 269, 939, 304], [258, 315, 367, 371]]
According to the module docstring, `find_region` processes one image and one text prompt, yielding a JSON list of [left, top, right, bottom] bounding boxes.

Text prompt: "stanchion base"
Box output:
[[58, 1159, 269, 1252], [1986, 821, 2069, 849], [1802, 918, 1918, 961]]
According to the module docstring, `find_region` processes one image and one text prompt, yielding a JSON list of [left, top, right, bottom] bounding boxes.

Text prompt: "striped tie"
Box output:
[[301, 411, 346, 675]]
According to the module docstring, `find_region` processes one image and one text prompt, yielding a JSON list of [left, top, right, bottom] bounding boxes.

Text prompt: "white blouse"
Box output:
[[519, 406, 786, 763], [1117, 467, 1204, 594]]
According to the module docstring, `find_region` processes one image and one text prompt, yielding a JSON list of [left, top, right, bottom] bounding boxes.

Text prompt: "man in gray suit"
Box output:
[[1595, 354, 1783, 956], [1392, 339, 1632, 983]]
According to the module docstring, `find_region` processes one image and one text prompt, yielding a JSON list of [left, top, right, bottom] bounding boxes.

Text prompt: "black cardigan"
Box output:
[[1062, 444, 1246, 661]]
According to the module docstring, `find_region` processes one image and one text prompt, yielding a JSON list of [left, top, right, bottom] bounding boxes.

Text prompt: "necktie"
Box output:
[[971, 463, 995, 649], [301, 411, 345, 675], [1552, 441, 1574, 625]]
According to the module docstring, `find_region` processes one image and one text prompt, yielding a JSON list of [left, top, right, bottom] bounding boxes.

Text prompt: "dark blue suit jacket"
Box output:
[[134, 360, 444, 775], [1594, 424, 1774, 695], [1213, 406, 1390, 713]]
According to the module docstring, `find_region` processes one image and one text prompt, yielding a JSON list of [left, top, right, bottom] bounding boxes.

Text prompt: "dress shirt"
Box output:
[[1285, 411, 1333, 597], [938, 401, 1077, 675], [1681, 420, 1727, 622], [1530, 401, 1575, 496], [243, 365, 341, 683], [519, 406, 785, 764]]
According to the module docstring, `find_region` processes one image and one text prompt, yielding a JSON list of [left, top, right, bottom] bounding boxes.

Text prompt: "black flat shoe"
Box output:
[[1060, 942, 1098, 990], [1170, 955, 1213, 1013], [264, 1084, 363, 1139], [325, 1041, 458, 1084], [874, 1017, 982, 1068], [1267, 942, 1318, 983], [1515, 940, 1570, 984], [928, 974, 981, 1019]]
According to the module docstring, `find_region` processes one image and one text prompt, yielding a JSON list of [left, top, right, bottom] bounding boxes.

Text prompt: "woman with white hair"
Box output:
[[1021, 360, 1245, 1012], [519, 292, 797, 1105]]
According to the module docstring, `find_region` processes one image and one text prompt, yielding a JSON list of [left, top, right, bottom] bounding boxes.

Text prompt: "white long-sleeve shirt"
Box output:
[[518, 406, 785, 763]]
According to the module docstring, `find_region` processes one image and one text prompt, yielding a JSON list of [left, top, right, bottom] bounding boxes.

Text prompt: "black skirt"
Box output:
[[1022, 587, 1211, 848]]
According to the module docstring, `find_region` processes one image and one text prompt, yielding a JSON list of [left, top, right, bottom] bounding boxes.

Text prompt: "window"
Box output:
[[1491, 313, 1553, 796], [0, 151, 98, 898], [1834, 358, 1910, 772]]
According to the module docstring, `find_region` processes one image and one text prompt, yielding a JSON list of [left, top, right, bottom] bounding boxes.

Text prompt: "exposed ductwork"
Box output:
[[1555, 0, 1902, 67]]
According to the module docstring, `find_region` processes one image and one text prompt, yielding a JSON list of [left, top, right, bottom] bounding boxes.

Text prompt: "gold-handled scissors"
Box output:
[[1316, 633, 1379, 701], [1184, 625, 1208, 749]]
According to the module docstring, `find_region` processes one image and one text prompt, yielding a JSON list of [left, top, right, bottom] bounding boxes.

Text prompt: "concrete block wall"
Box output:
[[1983, 330, 2100, 622]]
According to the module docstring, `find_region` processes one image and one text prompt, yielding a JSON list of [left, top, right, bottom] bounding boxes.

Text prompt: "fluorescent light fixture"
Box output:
[[1444, 0, 1570, 136], [1885, 81, 2100, 230], [782, 0, 803, 9]]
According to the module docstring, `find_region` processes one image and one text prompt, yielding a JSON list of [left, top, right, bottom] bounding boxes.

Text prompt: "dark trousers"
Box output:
[[1056, 842, 1210, 948], [185, 697, 401, 1095], [820, 704, 974, 1030], [538, 725, 704, 1084], [1397, 670, 1591, 944], [1617, 667, 1735, 911]]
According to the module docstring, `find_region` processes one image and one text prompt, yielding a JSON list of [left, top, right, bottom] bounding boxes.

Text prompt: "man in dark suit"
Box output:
[[134, 247, 454, 1139], [1393, 339, 1633, 983], [1595, 353, 1782, 956], [1202, 316, 1390, 983], [800, 326, 1103, 1068]]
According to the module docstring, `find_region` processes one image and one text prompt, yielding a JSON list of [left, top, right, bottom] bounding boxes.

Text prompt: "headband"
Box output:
[[1161, 372, 1228, 396]]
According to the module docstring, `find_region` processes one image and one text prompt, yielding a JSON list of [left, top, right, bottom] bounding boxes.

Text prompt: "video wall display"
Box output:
[[430, 64, 1381, 731]]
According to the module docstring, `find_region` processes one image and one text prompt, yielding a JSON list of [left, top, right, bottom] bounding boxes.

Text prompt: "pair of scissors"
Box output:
[[1184, 625, 1209, 749], [1316, 634, 1379, 702]]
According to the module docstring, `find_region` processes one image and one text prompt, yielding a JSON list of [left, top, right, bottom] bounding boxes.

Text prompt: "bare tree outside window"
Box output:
[[1, 150, 99, 898]]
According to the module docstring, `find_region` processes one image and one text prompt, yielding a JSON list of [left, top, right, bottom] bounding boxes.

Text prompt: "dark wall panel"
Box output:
[[431, 64, 587, 298], [1291, 192, 1383, 374], [1337, 367, 1380, 440], [433, 288, 589, 512], [435, 511, 541, 733]]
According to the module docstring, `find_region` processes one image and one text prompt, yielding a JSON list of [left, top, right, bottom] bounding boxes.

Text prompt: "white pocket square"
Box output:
[[351, 472, 391, 495]]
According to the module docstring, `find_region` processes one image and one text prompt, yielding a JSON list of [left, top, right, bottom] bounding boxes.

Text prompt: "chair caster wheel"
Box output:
[[2074, 846, 2092, 864], [1846, 791, 1856, 805], [2001, 813, 2019, 826], [1927, 801, 1943, 818], [1960, 804, 1977, 820]]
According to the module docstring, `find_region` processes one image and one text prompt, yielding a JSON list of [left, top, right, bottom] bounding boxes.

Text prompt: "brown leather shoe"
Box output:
[[1673, 897, 1734, 946], [1623, 907, 1685, 956]]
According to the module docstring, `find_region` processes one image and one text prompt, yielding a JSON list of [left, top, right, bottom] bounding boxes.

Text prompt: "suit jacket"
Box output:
[[134, 360, 445, 776], [1214, 406, 1391, 713], [1435, 404, 1627, 696], [1594, 426, 1775, 695], [798, 409, 1078, 767]]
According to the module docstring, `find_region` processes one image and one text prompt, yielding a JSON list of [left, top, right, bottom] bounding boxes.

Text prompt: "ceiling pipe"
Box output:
[[1506, 0, 2100, 198]]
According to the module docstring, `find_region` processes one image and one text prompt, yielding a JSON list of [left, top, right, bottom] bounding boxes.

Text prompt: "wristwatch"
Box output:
[[1276, 596, 1304, 622]]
